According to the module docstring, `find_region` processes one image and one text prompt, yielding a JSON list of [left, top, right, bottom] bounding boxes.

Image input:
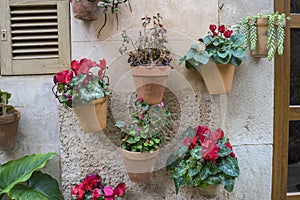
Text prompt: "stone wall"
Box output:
[[0, 0, 275, 199]]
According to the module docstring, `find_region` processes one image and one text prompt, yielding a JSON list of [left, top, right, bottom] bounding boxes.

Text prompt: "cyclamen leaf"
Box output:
[[231, 47, 245, 58], [190, 146, 202, 160], [220, 174, 235, 192], [219, 156, 240, 177], [217, 51, 229, 59], [193, 51, 210, 65], [218, 145, 232, 157], [177, 145, 189, 157], [230, 34, 245, 47], [231, 56, 242, 67]]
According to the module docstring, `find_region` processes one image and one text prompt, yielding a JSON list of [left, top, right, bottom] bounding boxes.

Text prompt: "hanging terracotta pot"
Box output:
[[71, 0, 100, 21], [119, 148, 159, 183], [200, 63, 235, 94], [131, 66, 171, 105], [251, 17, 268, 57], [0, 109, 20, 150], [74, 96, 108, 133]]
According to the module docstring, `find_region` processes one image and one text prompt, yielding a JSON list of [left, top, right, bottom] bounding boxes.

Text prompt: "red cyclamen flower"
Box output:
[[209, 24, 217, 32], [54, 70, 73, 84], [225, 142, 236, 158], [113, 183, 126, 197], [218, 25, 226, 33], [224, 30, 233, 38]]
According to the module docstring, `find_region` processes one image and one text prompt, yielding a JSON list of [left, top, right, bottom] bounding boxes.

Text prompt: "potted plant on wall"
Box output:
[[237, 12, 289, 60], [115, 97, 170, 183], [0, 90, 20, 151], [71, 0, 100, 21], [166, 126, 239, 198], [119, 13, 172, 104], [179, 24, 246, 94], [52, 58, 111, 133], [71, 173, 126, 200]]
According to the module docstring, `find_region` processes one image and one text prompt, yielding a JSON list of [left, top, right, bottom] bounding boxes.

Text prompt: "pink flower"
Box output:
[[137, 96, 143, 102], [113, 183, 126, 197], [97, 59, 107, 77], [104, 186, 114, 200], [54, 70, 73, 84], [91, 188, 101, 200], [138, 114, 143, 119], [136, 127, 141, 131], [158, 102, 164, 108], [146, 139, 149, 144]]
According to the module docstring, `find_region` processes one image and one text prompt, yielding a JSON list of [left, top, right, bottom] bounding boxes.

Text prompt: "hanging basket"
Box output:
[[131, 66, 171, 105], [0, 109, 20, 151], [74, 96, 108, 133], [200, 63, 235, 94], [119, 148, 159, 183], [251, 17, 268, 57], [71, 0, 100, 21]]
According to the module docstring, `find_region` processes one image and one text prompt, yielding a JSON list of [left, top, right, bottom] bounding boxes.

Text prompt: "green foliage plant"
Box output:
[[179, 24, 246, 69], [237, 12, 290, 61], [166, 126, 239, 194], [0, 90, 14, 116], [115, 97, 171, 153], [0, 152, 62, 200], [119, 13, 172, 67]]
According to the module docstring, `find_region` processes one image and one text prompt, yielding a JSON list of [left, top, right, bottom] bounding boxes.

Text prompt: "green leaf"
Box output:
[[216, 54, 231, 64], [115, 121, 126, 128], [176, 145, 189, 157], [199, 165, 211, 180], [190, 146, 202, 160], [202, 35, 212, 45], [182, 126, 196, 139], [206, 175, 222, 185], [8, 171, 62, 200], [0, 153, 57, 196], [231, 56, 242, 67], [217, 51, 229, 59], [219, 156, 240, 177], [188, 167, 200, 177], [220, 174, 235, 192], [126, 137, 137, 144], [231, 47, 245, 58], [185, 59, 200, 69], [218, 145, 232, 157], [179, 56, 186, 65], [193, 51, 210, 65], [186, 48, 197, 60], [230, 34, 245, 47]]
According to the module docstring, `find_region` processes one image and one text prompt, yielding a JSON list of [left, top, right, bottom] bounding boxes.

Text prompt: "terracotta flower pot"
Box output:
[[200, 63, 235, 94], [119, 148, 159, 183], [185, 184, 220, 199], [71, 0, 100, 21], [74, 96, 108, 133], [131, 66, 171, 105], [0, 109, 20, 150], [251, 17, 268, 57]]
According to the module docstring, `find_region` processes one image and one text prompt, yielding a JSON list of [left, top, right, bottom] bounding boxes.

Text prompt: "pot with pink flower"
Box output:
[[71, 173, 126, 200], [166, 126, 239, 198], [115, 97, 170, 183], [52, 58, 111, 133], [180, 24, 246, 94]]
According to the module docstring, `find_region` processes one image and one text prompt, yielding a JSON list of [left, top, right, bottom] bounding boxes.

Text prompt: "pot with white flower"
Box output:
[[0, 90, 20, 151], [180, 24, 246, 94], [166, 126, 239, 198], [52, 58, 111, 133], [115, 97, 170, 182], [119, 13, 172, 105]]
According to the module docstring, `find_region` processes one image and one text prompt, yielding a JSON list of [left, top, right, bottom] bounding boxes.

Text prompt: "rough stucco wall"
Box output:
[[0, 76, 61, 181], [220, 0, 274, 199]]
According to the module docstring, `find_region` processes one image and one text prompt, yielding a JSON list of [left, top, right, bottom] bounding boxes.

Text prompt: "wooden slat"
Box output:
[[290, 14, 300, 28], [12, 35, 58, 40], [11, 22, 58, 27], [12, 42, 58, 47], [11, 16, 57, 20], [11, 9, 57, 14], [287, 193, 300, 200], [289, 106, 300, 120], [13, 55, 58, 60], [11, 28, 58, 34], [12, 48, 58, 53]]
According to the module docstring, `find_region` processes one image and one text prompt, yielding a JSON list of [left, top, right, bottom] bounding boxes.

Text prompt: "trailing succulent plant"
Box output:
[[97, 0, 131, 38], [119, 13, 172, 67], [0, 90, 14, 116], [237, 12, 290, 61]]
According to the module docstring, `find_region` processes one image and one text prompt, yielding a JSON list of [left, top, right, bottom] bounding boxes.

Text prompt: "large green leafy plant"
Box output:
[[0, 90, 14, 116], [52, 58, 111, 108], [166, 126, 239, 194], [180, 24, 246, 68], [237, 12, 290, 60], [115, 97, 171, 153], [0, 152, 62, 200]]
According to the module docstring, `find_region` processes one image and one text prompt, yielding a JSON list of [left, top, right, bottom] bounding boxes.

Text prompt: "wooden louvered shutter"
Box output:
[[0, 0, 70, 75]]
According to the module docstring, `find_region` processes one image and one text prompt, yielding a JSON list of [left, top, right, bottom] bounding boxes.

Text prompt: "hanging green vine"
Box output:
[[237, 12, 290, 61]]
